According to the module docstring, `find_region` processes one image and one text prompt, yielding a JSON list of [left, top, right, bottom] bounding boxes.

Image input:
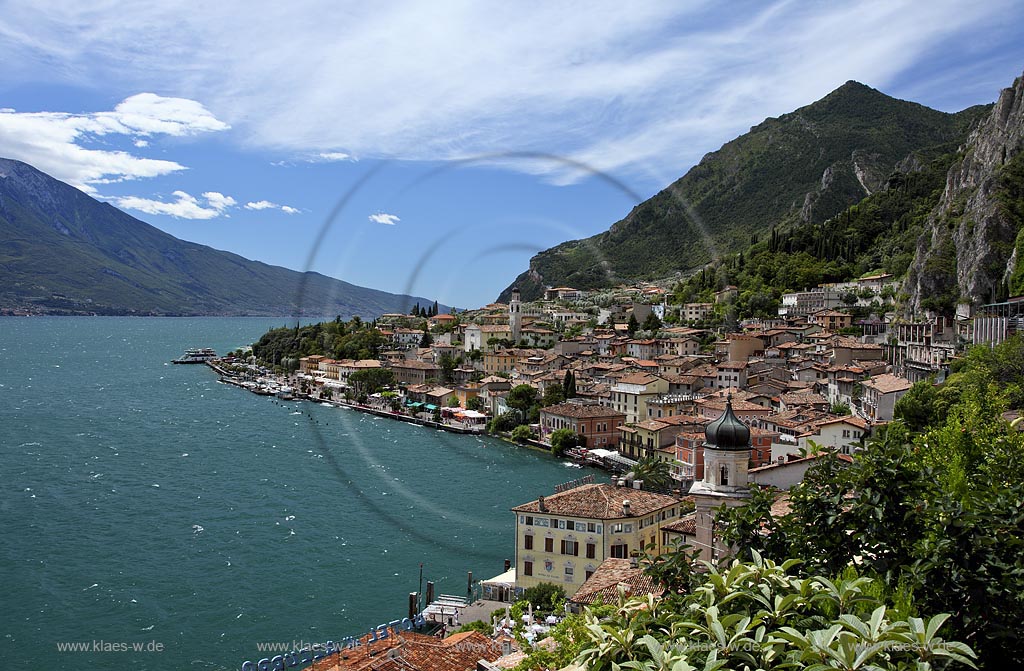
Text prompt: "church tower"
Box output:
[[509, 287, 522, 344], [688, 395, 752, 563]]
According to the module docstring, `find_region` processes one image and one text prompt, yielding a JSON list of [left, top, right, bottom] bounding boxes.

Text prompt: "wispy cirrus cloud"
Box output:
[[115, 190, 236, 220], [0, 1, 1021, 185], [368, 212, 400, 226]]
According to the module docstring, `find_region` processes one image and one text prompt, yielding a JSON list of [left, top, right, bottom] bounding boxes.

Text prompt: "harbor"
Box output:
[[206, 359, 489, 435]]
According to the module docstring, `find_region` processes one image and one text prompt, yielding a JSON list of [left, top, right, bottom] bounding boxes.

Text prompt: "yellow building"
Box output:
[[511, 483, 684, 596], [482, 349, 517, 375], [609, 373, 669, 424]]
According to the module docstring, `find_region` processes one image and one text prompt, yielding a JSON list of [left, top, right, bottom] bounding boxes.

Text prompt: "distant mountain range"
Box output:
[[0, 158, 444, 317], [500, 80, 992, 302]]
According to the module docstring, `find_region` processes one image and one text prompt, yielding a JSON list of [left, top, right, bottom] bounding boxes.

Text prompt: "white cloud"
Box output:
[[316, 152, 351, 162], [203, 191, 237, 211], [0, 94, 228, 192], [114, 190, 236, 219], [0, 1, 1020, 184], [103, 92, 229, 136], [244, 199, 300, 213], [368, 212, 400, 226]]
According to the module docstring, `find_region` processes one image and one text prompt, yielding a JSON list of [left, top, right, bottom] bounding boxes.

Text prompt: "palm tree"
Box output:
[[632, 456, 673, 491]]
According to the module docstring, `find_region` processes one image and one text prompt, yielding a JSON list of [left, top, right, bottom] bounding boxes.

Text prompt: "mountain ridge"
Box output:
[[0, 158, 445, 317], [499, 80, 990, 302]]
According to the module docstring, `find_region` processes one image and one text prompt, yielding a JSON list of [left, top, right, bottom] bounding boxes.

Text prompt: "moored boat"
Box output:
[[172, 347, 217, 364]]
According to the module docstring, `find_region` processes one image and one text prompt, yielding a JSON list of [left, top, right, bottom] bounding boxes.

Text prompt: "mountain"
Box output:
[[0, 158, 445, 317], [904, 72, 1024, 312], [500, 81, 989, 301]]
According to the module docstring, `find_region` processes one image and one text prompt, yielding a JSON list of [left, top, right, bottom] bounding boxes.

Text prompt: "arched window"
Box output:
[[720, 464, 729, 486]]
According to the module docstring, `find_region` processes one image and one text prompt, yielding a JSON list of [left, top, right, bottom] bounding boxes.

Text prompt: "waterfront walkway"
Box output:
[[208, 361, 487, 435]]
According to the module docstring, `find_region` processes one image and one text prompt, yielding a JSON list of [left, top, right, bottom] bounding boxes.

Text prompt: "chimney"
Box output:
[[538, 495, 547, 512], [504, 558, 511, 572], [622, 499, 631, 517], [633, 479, 643, 490], [501, 639, 512, 655]]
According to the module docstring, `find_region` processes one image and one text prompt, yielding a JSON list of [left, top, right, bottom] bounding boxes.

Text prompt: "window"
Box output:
[[523, 561, 533, 576], [585, 570, 594, 580], [574, 522, 587, 532], [524, 515, 533, 526], [561, 540, 578, 556], [610, 543, 628, 559], [587, 522, 596, 533], [610, 523, 623, 534], [564, 566, 574, 577], [586, 542, 596, 559], [544, 537, 553, 553], [624, 523, 633, 533], [524, 535, 533, 550]]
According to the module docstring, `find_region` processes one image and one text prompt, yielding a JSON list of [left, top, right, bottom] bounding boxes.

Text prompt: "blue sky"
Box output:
[[1, 1, 1023, 309]]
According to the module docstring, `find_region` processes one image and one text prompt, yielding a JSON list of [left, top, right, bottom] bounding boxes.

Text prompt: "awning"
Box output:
[[406, 401, 424, 408], [605, 453, 638, 468], [460, 409, 487, 419], [424, 404, 438, 410], [482, 568, 516, 586]]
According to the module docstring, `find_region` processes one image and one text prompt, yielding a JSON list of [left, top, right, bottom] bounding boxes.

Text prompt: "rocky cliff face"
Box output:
[[905, 73, 1024, 314]]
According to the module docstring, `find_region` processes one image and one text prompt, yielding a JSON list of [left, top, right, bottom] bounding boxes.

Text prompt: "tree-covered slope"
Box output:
[[501, 81, 988, 301], [669, 146, 961, 317], [0, 158, 443, 317]]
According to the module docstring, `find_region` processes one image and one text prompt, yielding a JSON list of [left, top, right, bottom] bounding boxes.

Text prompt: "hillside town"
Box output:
[[216, 276, 1024, 671], [272, 276, 1021, 478]]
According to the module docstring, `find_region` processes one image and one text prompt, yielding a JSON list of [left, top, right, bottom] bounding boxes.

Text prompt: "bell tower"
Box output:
[[688, 395, 752, 563], [509, 287, 522, 344]]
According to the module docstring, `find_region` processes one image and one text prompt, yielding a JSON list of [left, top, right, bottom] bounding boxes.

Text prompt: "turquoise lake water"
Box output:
[[0, 317, 600, 670]]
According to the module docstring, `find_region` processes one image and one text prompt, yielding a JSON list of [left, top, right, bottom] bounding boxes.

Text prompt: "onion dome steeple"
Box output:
[[704, 394, 750, 451]]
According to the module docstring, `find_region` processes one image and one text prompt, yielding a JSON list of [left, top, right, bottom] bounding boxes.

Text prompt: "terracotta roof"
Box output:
[[569, 558, 664, 605], [813, 415, 870, 430], [614, 373, 664, 386], [661, 513, 696, 535], [861, 373, 912, 394], [781, 392, 828, 406], [318, 630, 502, 671], [700, 398, 768, 413], [512, 483, 680, 519], [540, 402, 625, 419], [391, 360, 440, 370]]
